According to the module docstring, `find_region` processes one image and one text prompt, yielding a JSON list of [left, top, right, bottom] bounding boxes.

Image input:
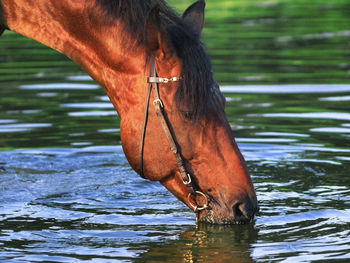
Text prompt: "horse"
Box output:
[[0, 0, 259, 224]]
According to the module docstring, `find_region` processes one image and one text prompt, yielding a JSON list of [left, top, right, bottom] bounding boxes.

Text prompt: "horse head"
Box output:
[[122, 1, 259, 224]]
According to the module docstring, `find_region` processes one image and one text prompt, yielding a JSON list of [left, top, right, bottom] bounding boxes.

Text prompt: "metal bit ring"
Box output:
[[187, 191, 208, 212]]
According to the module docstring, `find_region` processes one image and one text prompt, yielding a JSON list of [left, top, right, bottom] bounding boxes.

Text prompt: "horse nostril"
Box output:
[[232, 202, 254, 223], [233, 203, 244, 218]]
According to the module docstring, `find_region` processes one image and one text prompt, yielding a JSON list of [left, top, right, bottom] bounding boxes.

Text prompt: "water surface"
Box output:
[[1, 0, 350, 262]]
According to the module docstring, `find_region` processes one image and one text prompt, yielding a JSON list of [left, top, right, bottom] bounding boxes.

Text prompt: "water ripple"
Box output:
[[61, 102, 113, 109], [262, 112, 350, 121], [68, 111, 117, 117], [20, 83, 99, 90], [0, 123, 52, 133], [221, 84, 350, 94]]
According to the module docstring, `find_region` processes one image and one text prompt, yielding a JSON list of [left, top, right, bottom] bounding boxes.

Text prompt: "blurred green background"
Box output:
[[1, 0, 350, 85], [170, 0, 350, 85]]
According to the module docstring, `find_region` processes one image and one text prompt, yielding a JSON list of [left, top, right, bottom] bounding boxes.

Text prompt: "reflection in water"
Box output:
[[68, 111, 117, 117], [262, 112, 350, 121], [20, 83, 99, 90], [221, 84, 350, 94], [320, 95, 350, 102], [60, 102, 114, 109], [310, 127, 350, 133], [138, 224, 258, 263], [0, 123, 52, 133]]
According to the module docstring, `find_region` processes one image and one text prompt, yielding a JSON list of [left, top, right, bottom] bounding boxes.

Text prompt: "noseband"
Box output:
[[139, 56, 208, 212]]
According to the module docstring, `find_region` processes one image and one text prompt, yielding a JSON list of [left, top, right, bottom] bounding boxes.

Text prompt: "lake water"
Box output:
[[1, 1, 350, 262]]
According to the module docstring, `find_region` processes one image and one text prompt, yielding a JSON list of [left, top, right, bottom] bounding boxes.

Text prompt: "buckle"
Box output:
[[182, 173, 192, 185], [153, 98, 164, 108]]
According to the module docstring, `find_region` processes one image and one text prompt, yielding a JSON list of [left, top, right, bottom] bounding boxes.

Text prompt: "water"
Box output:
[[1, 1, 350, 262], [2, 85, 350, 263]]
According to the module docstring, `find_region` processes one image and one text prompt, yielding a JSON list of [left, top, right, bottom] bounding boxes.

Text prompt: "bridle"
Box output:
[[139, 55, 208, 212]]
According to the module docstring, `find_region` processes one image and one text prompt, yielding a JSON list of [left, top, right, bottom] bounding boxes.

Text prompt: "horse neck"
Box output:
[[1, 0, 147, 116]]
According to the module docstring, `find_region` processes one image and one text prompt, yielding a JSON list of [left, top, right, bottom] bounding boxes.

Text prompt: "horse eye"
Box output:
[[183, 111, 194, 120]]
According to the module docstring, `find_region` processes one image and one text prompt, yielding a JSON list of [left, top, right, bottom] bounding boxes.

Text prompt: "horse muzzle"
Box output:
[[196, 194, 259, 225]]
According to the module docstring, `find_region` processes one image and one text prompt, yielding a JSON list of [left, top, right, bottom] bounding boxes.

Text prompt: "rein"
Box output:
[[139, 56, 208, 212]]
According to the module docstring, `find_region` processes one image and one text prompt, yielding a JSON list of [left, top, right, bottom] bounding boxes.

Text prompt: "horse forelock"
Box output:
[[94, 0, 224, 121]]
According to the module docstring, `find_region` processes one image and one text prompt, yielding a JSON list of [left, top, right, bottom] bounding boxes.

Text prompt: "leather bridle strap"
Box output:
[[139, 56, 208, 212]]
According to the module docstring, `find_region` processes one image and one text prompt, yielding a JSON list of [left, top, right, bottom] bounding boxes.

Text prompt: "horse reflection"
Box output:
[[139, 224, 258, 262]]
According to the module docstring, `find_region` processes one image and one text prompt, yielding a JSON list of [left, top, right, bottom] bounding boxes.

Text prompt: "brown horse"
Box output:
[[0, 0, 258, 224]]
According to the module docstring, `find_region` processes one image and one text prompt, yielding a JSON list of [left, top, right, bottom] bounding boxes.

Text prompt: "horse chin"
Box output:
[[196, 209, 254, 225]]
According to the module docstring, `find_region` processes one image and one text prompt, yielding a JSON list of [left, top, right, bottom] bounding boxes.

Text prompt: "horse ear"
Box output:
[[144, 5, 168, 58], [182, 0, 205, 38]]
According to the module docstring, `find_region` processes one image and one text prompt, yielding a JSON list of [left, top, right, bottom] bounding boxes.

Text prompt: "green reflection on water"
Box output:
[[170, 0, 350, 85], [1, 0, 350, 85]]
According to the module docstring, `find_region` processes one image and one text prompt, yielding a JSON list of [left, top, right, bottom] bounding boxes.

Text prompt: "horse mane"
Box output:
[[94, 0, 224, 121]]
